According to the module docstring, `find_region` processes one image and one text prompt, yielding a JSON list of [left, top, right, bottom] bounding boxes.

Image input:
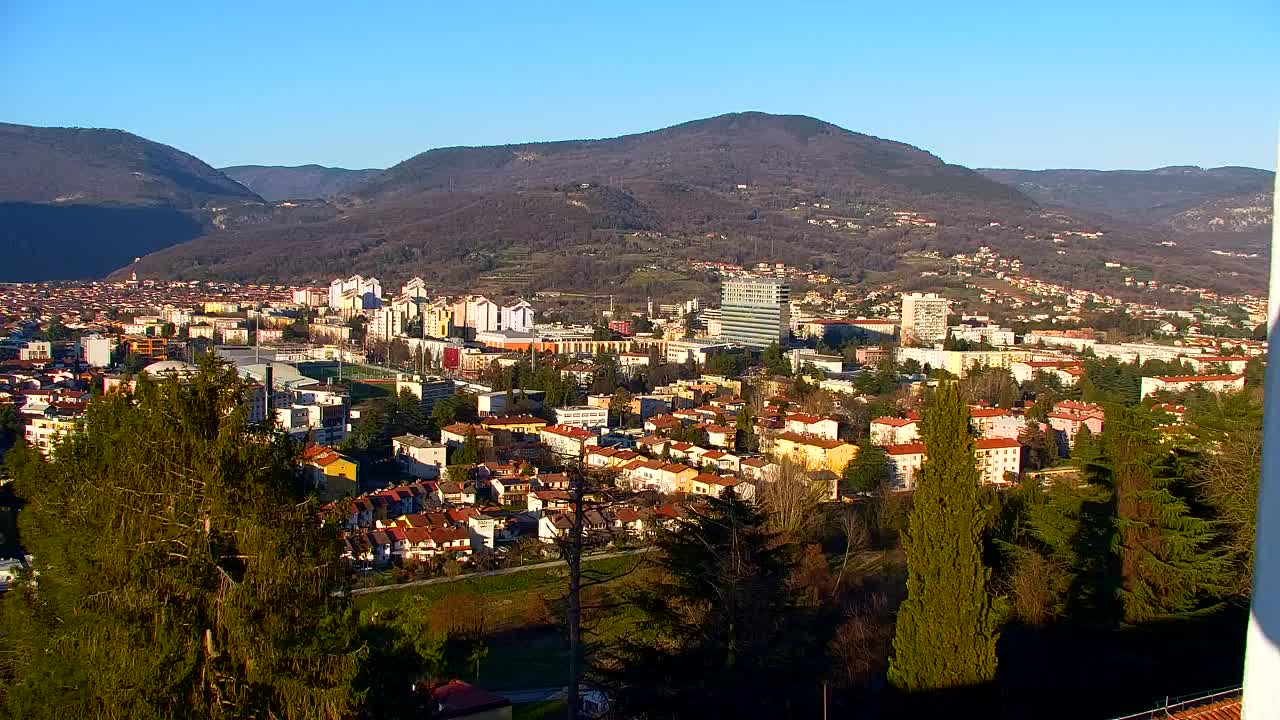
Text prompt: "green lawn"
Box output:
[[513, 700, 566, 720]]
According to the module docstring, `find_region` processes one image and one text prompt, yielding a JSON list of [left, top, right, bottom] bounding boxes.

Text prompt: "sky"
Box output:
[[2, 1, 1277, 171]]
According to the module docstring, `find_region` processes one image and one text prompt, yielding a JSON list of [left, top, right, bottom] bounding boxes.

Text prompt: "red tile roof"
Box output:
[[885, 442, 927, 456], [975, 437, 1021, 450]]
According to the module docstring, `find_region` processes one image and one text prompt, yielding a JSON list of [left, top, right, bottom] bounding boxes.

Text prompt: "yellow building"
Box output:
[[302, 446, 358, 500], [24, 416, 83, 456], [772, 432, 857, 473], [424, 301, 454, 338], [895, 348, 1033, 379]]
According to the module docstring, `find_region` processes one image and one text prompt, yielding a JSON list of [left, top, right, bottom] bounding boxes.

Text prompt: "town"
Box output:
[[0, 260, 1264, 582]]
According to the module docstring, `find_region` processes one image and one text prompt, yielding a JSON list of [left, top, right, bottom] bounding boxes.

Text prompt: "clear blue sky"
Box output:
[[3, 1, 1277, 171]]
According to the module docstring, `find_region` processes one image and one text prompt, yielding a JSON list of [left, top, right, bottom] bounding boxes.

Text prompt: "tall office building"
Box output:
[[900, 292, 949, 344], [720, 278, 790, 348]]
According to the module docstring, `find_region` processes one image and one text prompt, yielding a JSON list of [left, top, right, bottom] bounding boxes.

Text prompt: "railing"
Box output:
[[1107, 686, 1242, 720]]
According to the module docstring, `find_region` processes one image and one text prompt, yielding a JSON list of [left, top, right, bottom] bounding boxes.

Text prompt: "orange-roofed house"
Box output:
[[772, 432, 857, 473], [302, 446, 359, 500]]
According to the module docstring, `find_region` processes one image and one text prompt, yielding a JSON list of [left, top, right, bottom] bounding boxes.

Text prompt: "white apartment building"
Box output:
[[80, 334, 112, 368], [18, 340, 52, 361], [501, 300, 535, 333], [719, 278, 790, 348], [329, 275, 382, 312], [870, 417, 920, 446], [24, 415, 82, 456], [392, 434, 448, 479], [553, 405, 610, 430], [900, 293, 949, 344], [1140, 374, 1245, 399]]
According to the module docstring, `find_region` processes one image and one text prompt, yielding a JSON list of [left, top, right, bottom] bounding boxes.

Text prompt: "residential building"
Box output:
[[783, 413, 840, 440], [719, 278, 791, 348], [80, 334, 112, 367], [18, 340, 52, 362], [870, 416, 919, 446], [1048, 400, 1105, 449], [476, 390, 545, 416], [392, 434, 448, 479], [969, 407, 1022, 439], [1139, 373, 1245, 399], [124, 335, 168, 360], [900, 292, 949, 344], [500, 300, 534, 333], [885, 443, 926, 489], [328, 275, 382, 313], [396, 374, 455, 411], [1011, 360, 1084, 386], [301, 446, 359, 500], [895, 348, 1033, 378], [539, 424, 599, 459], [787, 349, 844, 374], [24, 415, 82, 456], [553, 405, 610, 430], [772, 432, 857, 473], [975, 437, 1021, 484]]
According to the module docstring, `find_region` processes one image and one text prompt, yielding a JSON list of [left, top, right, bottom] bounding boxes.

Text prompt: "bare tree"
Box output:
[[833, 507, 871, 594], [758, 457, 829, 538]]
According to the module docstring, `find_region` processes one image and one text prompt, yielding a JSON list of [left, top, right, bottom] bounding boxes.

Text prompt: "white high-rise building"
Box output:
[[80, 334, 112, 367], [720, 278, 790, 348], [900, 292, 949, 345]]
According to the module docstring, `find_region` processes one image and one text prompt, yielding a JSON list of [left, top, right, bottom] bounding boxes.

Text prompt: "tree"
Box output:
[[594, 489, 825, 717], [452, 430, 481, 466], [1190, 392, 1262, 596], [841, 440, 888, 497], [757, 458, 828, 539], [760, 341, 791, 376], [1090, 406, 1228, 623], [889, 381, 998, 692], [0, 357, 361, 718]]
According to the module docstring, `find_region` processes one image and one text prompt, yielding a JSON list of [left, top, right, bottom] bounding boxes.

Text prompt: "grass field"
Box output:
[[357, 554, 653, 692], [513, 700, 567, 719]]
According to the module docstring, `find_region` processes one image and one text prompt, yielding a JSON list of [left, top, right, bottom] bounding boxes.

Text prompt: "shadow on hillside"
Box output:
[[0, 202, 202, 280]]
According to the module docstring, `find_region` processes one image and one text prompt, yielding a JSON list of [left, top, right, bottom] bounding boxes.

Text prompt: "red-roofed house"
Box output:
[[968, 407, 1023, 440], [1140, 374, 1245, 399], [539, 424, 599, 459], [783, 413, 839, 440], [871, 416, 919, 446]]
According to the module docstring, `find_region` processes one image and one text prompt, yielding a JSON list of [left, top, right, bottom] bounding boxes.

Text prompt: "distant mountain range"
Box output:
[[977, 166, 1274, 233], [0, 114, 1272, 294], [220, 165, 382, 202]]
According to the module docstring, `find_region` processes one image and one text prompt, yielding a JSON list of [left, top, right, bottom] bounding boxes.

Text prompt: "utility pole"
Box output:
[[565, 457, 585, 720]]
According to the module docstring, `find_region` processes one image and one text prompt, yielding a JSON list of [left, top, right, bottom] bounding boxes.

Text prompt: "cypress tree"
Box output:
[[0, 357, 361, 719], [888, 381, 998, 692]]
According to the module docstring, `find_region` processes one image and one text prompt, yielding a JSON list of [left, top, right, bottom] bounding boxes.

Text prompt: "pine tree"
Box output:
[[1091, 406, 1228, 623], [888, 381, 998, 692], [0, 357, 361, 719], [594, 489, 825, 717]]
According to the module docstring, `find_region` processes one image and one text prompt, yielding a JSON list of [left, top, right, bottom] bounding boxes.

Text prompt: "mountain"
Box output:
[[350, 113, 1028, 205], [137, 113, 1101, 293], [977, 166, 1273, 229], [0, 123, 264, 281], [220, 164, 382, 201]]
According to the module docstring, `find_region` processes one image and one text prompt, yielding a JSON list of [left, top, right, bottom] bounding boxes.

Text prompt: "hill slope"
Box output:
[[221, 164, 382, 201], [134, 113, 1071, 291], [977, 166, 1273, 229], [0, 123, 264, 281], [0, 123, 260, 207]]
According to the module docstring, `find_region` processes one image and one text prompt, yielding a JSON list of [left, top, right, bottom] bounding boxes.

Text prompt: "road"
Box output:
[[350, 547, 654, 596]]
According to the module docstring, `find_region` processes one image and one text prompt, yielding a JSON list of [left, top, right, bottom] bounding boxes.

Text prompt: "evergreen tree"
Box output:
[[761, 341, 791, 376], [594, 489, 825, 717], [889, 381, 998, 692], [452, 430, 481, 466], [841, 439, 888, 497], [0, 357, 361, 719], [1090, 406, 1228, 623]]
